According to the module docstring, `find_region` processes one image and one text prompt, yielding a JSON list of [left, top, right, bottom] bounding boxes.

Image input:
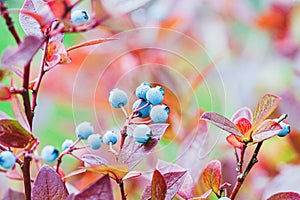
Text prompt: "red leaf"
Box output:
[[234, 117, 252, 135], [252, 94, 281, 127], [177, 121, 209, 183], [0, 119, 32, 148], [1, 36, 45, 68], [226, 135, 244, 149], [267, 192, 300, 200], [46, 40, 71, 67], [72, 174, 114, 200], [47, 0, 71, 19], [151, 170, 167, 200], [251, 120, 282, 143], [119, 123, 169, 169], [3, 189, 25, 200], [67, 38, 118, 52], [200, 112, 242, 137], [101, 0, 151, 16], [84, 165, 128, 181], [32, 165, 68, 200], [202, 160, 222, 194], [81, 154, 109, 166], [0, 84, 11, 101]]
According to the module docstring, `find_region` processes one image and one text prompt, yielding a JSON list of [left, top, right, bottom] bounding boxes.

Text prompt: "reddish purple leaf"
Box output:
[[252, 94, 281, 126], [81, 154, 109, 166], [1, 36, 45, 68], [202, 160, 222, 194], [72, 174, 114, 200], [3, 189, 25, 200], [0, 119, 32, 148], [119, 123, 169, 169], [177, 121, 208, 183], [119, 136, 158, 170], [32, 165, 68, 200], [177, 172, 194, 199], [267, 192, 300, 200], [11, 94, 30, 132], [231, 107, 253, 122], [251, 120, 282, 143], [200, 112, 242, 137], [151, 170, 167, 200]]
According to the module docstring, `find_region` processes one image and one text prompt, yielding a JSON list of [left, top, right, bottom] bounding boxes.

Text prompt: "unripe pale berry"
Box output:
[[71, 10, 89, 24], [150, 104, 169, 123], [0, 151, 16, 169], [103, 131, 118, 145], [109, 88, 128, 108], [136, 82, 151, 100], [76, 121, 94, 140], [277, 122, 291, 137], [146, 86, 164, 105], [219, 197, 231, 200], [133, 125, 152, 143], [62, 139, 73, 151], [41, 145, 59, 163], [87, 134, 103, 150], [132, 99, 152, 118]]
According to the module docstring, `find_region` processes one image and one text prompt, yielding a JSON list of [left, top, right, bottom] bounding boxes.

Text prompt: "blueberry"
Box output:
[[150, 105, 169, 123], [87, 134, 103, 150], [76, 121, 94, 140], [146, 86, 164, 105], [71, 10, 89, 24], [41, 145, 59, 163], [136, 82, 151, 100], [132, 99, 152, 118], [62, 139, 73, 151], [0, 151, 16, 169], [103, 131, 118, 145], [277, 122, 291, 137], [109, 88, 128, 108], [133, 125, 152, 143]]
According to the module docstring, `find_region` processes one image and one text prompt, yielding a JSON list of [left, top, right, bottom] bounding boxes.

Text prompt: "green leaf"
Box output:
[[0, 119, 32, 148], [202, 160, 222, 194], [151, 170, 167, 200]]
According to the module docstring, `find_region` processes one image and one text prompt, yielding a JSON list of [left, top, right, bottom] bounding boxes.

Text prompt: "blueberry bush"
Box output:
[[0, 0, 300, 200]]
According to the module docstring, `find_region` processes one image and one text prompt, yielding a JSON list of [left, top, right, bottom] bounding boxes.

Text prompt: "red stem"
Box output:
[[0, 2, 21, 45]]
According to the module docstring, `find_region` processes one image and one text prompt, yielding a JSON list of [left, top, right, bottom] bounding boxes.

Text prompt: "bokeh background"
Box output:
[[1, 0, 300, 199]]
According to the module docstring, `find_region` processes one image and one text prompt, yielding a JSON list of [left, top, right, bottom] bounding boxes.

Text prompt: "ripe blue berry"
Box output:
[[41, 145, 59, 163], [136, 82, 151, 100], [0, 151, 16, 169], [133, 125, 152, 143], [109, 88, 128, 108], [150, 104, 169, 123], [132, 99, 152, 118], [76, 121, 94, 140], [87, 134, 103, 150], [146, 86, 164, 105], [277, 122, 291, 137], [62, 139, 73, 151], [103, 131, 118, 145], [71, 10, 89, 24]]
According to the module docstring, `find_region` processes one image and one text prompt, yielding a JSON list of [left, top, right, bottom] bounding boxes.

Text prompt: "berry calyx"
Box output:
[[150, 104, 169, 123], [133, 125, 152, 143], [87, 134, 103, 150], [41, 145, 59, 163], [103, 131, 118, 145]]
